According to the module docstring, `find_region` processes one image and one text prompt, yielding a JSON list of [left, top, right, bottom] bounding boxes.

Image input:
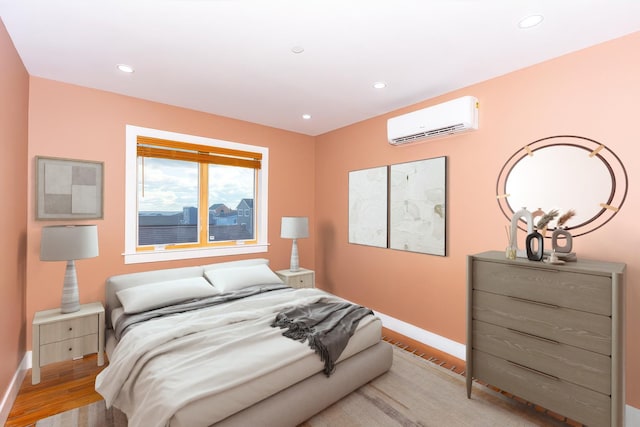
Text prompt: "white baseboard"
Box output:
[[627, 404, 640, 426], [374, 310, 466, 360], [0, 352, 30, 426], [376, 310, 639, 425]]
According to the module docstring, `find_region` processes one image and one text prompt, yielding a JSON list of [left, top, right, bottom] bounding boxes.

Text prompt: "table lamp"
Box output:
[[280, 217, 308, 272], [40, 225, 99, 313]]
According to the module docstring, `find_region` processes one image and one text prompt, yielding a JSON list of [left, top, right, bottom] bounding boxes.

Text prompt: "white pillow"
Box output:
[[116, 276, 220, 314], [205, 263, 283, 293]]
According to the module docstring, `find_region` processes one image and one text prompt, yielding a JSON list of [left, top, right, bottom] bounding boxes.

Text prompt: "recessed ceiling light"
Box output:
[[116, 64, 134, 73], [291, 46, 305, 54], [518, 14, 544, 29], [373, 82, 387, 89], [302, 114, 312, 120]]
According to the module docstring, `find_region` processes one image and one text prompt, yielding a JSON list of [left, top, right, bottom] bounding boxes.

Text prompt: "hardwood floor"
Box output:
[[5, 331, 577, 427], [4, 330, 463, 427], [5, 329, 464, 427], [5, 355, 107, 427]]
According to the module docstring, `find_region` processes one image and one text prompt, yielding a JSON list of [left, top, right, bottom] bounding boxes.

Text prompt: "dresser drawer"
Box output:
[[473, 350, 610, 427], [473, 260, 611, 315], [39, 316, 99, 345], [39, 334, 99, 365], [472, 320, 611, 394], [473, 291, 611, 355]]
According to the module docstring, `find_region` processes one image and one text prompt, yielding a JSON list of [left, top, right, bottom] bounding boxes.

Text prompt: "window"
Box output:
[[125, 126, 269, 264]]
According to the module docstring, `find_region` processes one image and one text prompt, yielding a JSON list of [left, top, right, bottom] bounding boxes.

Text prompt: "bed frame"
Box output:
[[103, 259, 393, 426]]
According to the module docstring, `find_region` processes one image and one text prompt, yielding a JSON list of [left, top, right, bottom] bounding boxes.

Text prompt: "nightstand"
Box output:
[[32, 301, 105, 384], [276, 268, 315, 289]]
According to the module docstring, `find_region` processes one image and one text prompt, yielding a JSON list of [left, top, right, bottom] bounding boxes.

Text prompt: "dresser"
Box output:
[[466, 251, 625, 427], [32, 302, 105, 384], [276, 268, 315, 288]]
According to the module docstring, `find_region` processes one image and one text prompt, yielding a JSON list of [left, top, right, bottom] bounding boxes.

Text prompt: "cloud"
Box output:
[[138, 158, 254, 211]]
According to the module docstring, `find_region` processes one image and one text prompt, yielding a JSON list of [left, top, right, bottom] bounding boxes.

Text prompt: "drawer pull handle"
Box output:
[[508, 360, 560, 381], [68, 327, 73, 331], [507, 328, 560, 345], [68, 347, 72, 352], [507, 296, 560, 309]]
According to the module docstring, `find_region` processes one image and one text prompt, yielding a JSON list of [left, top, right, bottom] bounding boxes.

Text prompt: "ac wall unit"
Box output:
[[387, 96, 478, 145]]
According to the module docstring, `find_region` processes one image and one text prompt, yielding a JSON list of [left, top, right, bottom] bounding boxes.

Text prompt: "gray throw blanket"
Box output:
[[271, 300, 373, 376]]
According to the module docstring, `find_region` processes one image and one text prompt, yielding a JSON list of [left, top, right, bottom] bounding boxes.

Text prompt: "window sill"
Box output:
[[123, 243, 269, 264]]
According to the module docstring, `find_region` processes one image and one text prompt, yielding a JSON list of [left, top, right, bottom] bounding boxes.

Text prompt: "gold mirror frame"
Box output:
[[496, 135, 628, 237]]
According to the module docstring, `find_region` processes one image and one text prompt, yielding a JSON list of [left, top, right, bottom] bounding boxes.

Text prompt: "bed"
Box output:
[[96, 258, 393, 427]]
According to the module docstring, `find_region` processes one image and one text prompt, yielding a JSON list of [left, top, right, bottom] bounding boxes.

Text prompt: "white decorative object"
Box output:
[[281, 217, 309, 272], [509, 207, 533, 258], [40, 225, 99, 313]]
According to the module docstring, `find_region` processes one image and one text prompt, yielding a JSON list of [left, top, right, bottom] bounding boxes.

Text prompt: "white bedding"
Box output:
[[96, 287, 378, 427]]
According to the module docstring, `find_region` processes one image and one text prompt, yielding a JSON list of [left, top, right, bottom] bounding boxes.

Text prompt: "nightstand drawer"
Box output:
[[39, 316, 98, 345], [39, 334, 99, 365], [289, 274, 313, 288], [276, 268, 315, 288]]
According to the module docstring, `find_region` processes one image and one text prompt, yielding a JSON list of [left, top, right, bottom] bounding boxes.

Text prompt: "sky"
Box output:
[[137, 158, 254, 212]]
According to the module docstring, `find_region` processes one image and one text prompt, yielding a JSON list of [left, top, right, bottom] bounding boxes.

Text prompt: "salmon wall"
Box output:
[[25, 78, 316, 347], [315, 32, 640, 407], [0, 18, 28, 411]]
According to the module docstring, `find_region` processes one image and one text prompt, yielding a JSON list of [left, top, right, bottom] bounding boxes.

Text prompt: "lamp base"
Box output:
[[61, 260, 80, 313], [289, 239, 300, 272]]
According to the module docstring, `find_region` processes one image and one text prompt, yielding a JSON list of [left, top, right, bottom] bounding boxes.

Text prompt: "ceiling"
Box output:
[[1, 1, 640, 136]]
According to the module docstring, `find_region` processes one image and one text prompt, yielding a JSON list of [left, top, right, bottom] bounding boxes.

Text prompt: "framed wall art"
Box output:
[[348, 165, 388, 248], [36, 156, 104, 220], [389, 156, 446, 256]]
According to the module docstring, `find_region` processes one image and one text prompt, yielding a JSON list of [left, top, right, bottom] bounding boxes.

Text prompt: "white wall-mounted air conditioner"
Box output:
[[387, 96, 478, 145]]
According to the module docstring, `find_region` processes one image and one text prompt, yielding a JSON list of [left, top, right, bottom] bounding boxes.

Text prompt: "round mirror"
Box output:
[[496, 135, 627, 237]]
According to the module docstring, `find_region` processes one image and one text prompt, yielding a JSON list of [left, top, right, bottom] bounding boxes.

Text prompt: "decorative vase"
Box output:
[[551, 227, 573, 253], [510, 207, 534, 259], [526, 229, 544, 261]]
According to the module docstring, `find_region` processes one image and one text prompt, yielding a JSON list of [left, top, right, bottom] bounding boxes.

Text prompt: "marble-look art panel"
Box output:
[[348, 166, 387, 248], [389, 157, 446, 256]]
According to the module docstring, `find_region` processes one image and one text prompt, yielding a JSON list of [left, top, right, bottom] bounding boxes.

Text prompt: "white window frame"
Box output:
[[124, 125, 269, 264]]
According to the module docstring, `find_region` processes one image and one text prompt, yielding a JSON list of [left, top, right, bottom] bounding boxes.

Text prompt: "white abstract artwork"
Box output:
[[348, 166, 387, 248], [389, 157, 446, 256]]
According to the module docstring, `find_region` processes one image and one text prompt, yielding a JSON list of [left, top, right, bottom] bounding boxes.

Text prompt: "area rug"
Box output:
[[36, 344, 569, 427]]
